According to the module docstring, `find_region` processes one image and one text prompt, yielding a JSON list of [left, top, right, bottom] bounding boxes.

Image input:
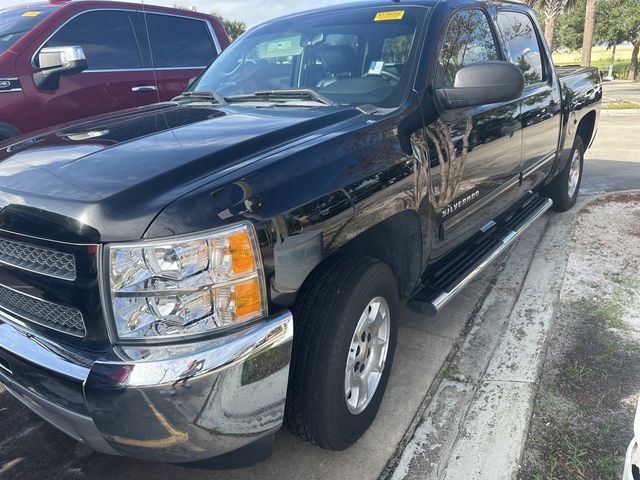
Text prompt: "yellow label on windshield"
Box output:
[[374, 10, 405, 21], [22, 11, 41, 17]]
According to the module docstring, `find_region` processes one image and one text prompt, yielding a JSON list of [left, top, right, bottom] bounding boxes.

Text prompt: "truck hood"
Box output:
[[0, 102, 360, 242]]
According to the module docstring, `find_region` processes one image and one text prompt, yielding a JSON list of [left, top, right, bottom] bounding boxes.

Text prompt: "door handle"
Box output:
[[132, 85, 157, 93]]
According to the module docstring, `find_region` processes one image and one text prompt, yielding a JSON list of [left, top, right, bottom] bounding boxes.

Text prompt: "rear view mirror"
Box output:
[[33, 46, 88, 91], [436, 61, 525, 109]]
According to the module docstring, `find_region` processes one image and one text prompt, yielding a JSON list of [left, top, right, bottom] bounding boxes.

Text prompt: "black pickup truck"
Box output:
[[0, 0, 600, 467]]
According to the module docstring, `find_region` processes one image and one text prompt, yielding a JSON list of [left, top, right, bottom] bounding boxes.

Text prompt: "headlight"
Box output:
[[104, 223, 266, 342]]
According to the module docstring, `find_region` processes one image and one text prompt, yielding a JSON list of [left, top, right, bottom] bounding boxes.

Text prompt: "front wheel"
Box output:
[[545, 136, 584, 212], [285, 255, 399, 450]]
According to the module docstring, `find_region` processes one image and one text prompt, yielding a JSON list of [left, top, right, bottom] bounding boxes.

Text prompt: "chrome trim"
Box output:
[[429, 198, 553, 314], [84, 66, 207, 73], [0, 283, 86, 338], [0, 309, 294, 463], [0, 319, 90, 381], [0, 78, 21, 93], [31, 8, 222, 71], [0, 228, 98, 247], [521, 154, 555, 179], [0, 237, 77, 281], [87, 311, 293, 462], [442, 174, 521, 234], [113, 273, 260, 298], [480, 220, 496, 233], [131, 85, 157, 92]]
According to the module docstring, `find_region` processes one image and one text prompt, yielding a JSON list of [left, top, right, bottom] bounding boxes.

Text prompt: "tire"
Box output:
[[285, 255, 399, 450], [545, 136, 584, 212]]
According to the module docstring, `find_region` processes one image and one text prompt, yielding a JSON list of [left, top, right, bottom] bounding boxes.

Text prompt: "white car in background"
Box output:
[[624, 400, 640, 480]]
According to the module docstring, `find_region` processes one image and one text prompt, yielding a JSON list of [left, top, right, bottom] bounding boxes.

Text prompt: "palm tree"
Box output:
[[581, 0, 598, 65], [527, 0, 578, 50]]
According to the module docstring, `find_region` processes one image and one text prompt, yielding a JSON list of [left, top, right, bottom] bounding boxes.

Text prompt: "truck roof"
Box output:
[[254, 0, 530, 28]]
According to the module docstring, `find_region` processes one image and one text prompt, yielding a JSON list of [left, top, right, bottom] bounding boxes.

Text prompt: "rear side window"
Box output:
[[496, 11, 545, 85], [44, 10, 142, 70], [146, 14, 216, 68], [438, 10, 499, 87]]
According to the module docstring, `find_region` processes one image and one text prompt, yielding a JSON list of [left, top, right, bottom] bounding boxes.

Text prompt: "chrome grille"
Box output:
[[0, 284, 86, 337], [0, 238, 76, 280]]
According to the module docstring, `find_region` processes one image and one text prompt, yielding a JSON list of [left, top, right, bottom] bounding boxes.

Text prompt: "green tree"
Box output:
[[173, 5, 247, 42], [555, 0, 586, 50], [593, 0, 640, 79], [595, 0, 635, 76], [528, 0, 580, 50], [210, 11, 247, 42]]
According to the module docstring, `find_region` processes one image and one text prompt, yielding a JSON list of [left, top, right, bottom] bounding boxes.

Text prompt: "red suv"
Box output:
[[0, 1, 230, 142]]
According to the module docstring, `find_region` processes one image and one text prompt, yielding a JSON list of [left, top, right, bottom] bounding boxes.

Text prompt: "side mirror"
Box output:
[[33, 46, 88, 91], [436, 61, 525, 109]]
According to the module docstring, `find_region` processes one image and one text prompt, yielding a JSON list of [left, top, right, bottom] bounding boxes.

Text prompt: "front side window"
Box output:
[[146, 14, 217, 68], [0, 6, 56, 55], [190, 7, 428, 108], [496, 11, 544, 85], [44, 10, 142, 70], [438, 9, 499, 87]]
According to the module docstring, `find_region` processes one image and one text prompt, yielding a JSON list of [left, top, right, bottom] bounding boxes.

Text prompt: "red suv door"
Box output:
[[16, 8, 160, 132], [143, 12, 220, 100]]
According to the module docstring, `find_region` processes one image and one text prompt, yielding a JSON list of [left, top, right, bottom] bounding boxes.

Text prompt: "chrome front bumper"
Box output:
[[0, 311, 293, 463]]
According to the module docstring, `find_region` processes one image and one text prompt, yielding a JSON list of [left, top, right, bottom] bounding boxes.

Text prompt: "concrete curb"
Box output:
[[386, 206, 581, 480]]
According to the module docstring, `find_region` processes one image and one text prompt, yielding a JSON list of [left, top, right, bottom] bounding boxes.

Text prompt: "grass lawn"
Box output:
[[602, 101, 640, 110], [553, 45, 634, 79]]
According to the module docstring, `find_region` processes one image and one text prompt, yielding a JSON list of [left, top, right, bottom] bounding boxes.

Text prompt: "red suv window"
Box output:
[[43, 10, 143, 70]]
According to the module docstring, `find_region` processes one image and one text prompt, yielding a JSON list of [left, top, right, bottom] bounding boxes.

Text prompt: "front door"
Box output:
[[424, 8, 523, 260], [18, 9, 159, 132], [496, 9, 562, 193]]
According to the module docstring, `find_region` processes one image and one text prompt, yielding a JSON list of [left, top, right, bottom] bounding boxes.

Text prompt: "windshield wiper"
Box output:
[[225, 89, 336, 106], [172, 90, 226, 104]]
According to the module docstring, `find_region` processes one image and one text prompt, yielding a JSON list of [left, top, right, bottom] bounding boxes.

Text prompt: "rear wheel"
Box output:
[[285, 255, 399, 450], [545, 136, 584, 212]]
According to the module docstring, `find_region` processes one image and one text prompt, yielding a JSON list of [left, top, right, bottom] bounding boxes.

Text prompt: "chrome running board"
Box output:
[[408, 196, 553, 317]]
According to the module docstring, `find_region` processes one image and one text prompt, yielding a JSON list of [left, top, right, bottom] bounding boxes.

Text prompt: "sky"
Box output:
[[7, 0, 353, 27]]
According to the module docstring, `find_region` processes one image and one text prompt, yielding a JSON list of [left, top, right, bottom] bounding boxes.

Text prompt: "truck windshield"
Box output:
[[0, 6, 56, 55], [190, 7, 428, 109]]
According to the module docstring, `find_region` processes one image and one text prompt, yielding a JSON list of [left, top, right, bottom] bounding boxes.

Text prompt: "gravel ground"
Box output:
[[520, 192, 640, 480]]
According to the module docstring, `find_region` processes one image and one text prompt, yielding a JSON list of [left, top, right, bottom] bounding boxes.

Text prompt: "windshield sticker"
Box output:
[[257, 35, 303, 59], [374, 10, 405, 21], [368, 61, 385, 75], [22, 11, 42, 17]]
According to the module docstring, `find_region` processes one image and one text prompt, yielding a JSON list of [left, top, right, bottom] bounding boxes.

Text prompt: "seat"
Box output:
[[316, 45, 357, 88]]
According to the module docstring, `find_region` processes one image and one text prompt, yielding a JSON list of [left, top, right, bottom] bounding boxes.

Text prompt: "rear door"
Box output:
[[143, 12, 219, 101], [21, 9, 159, 131], [495, 9, 562, 193], [426, 8, 523, 259]]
